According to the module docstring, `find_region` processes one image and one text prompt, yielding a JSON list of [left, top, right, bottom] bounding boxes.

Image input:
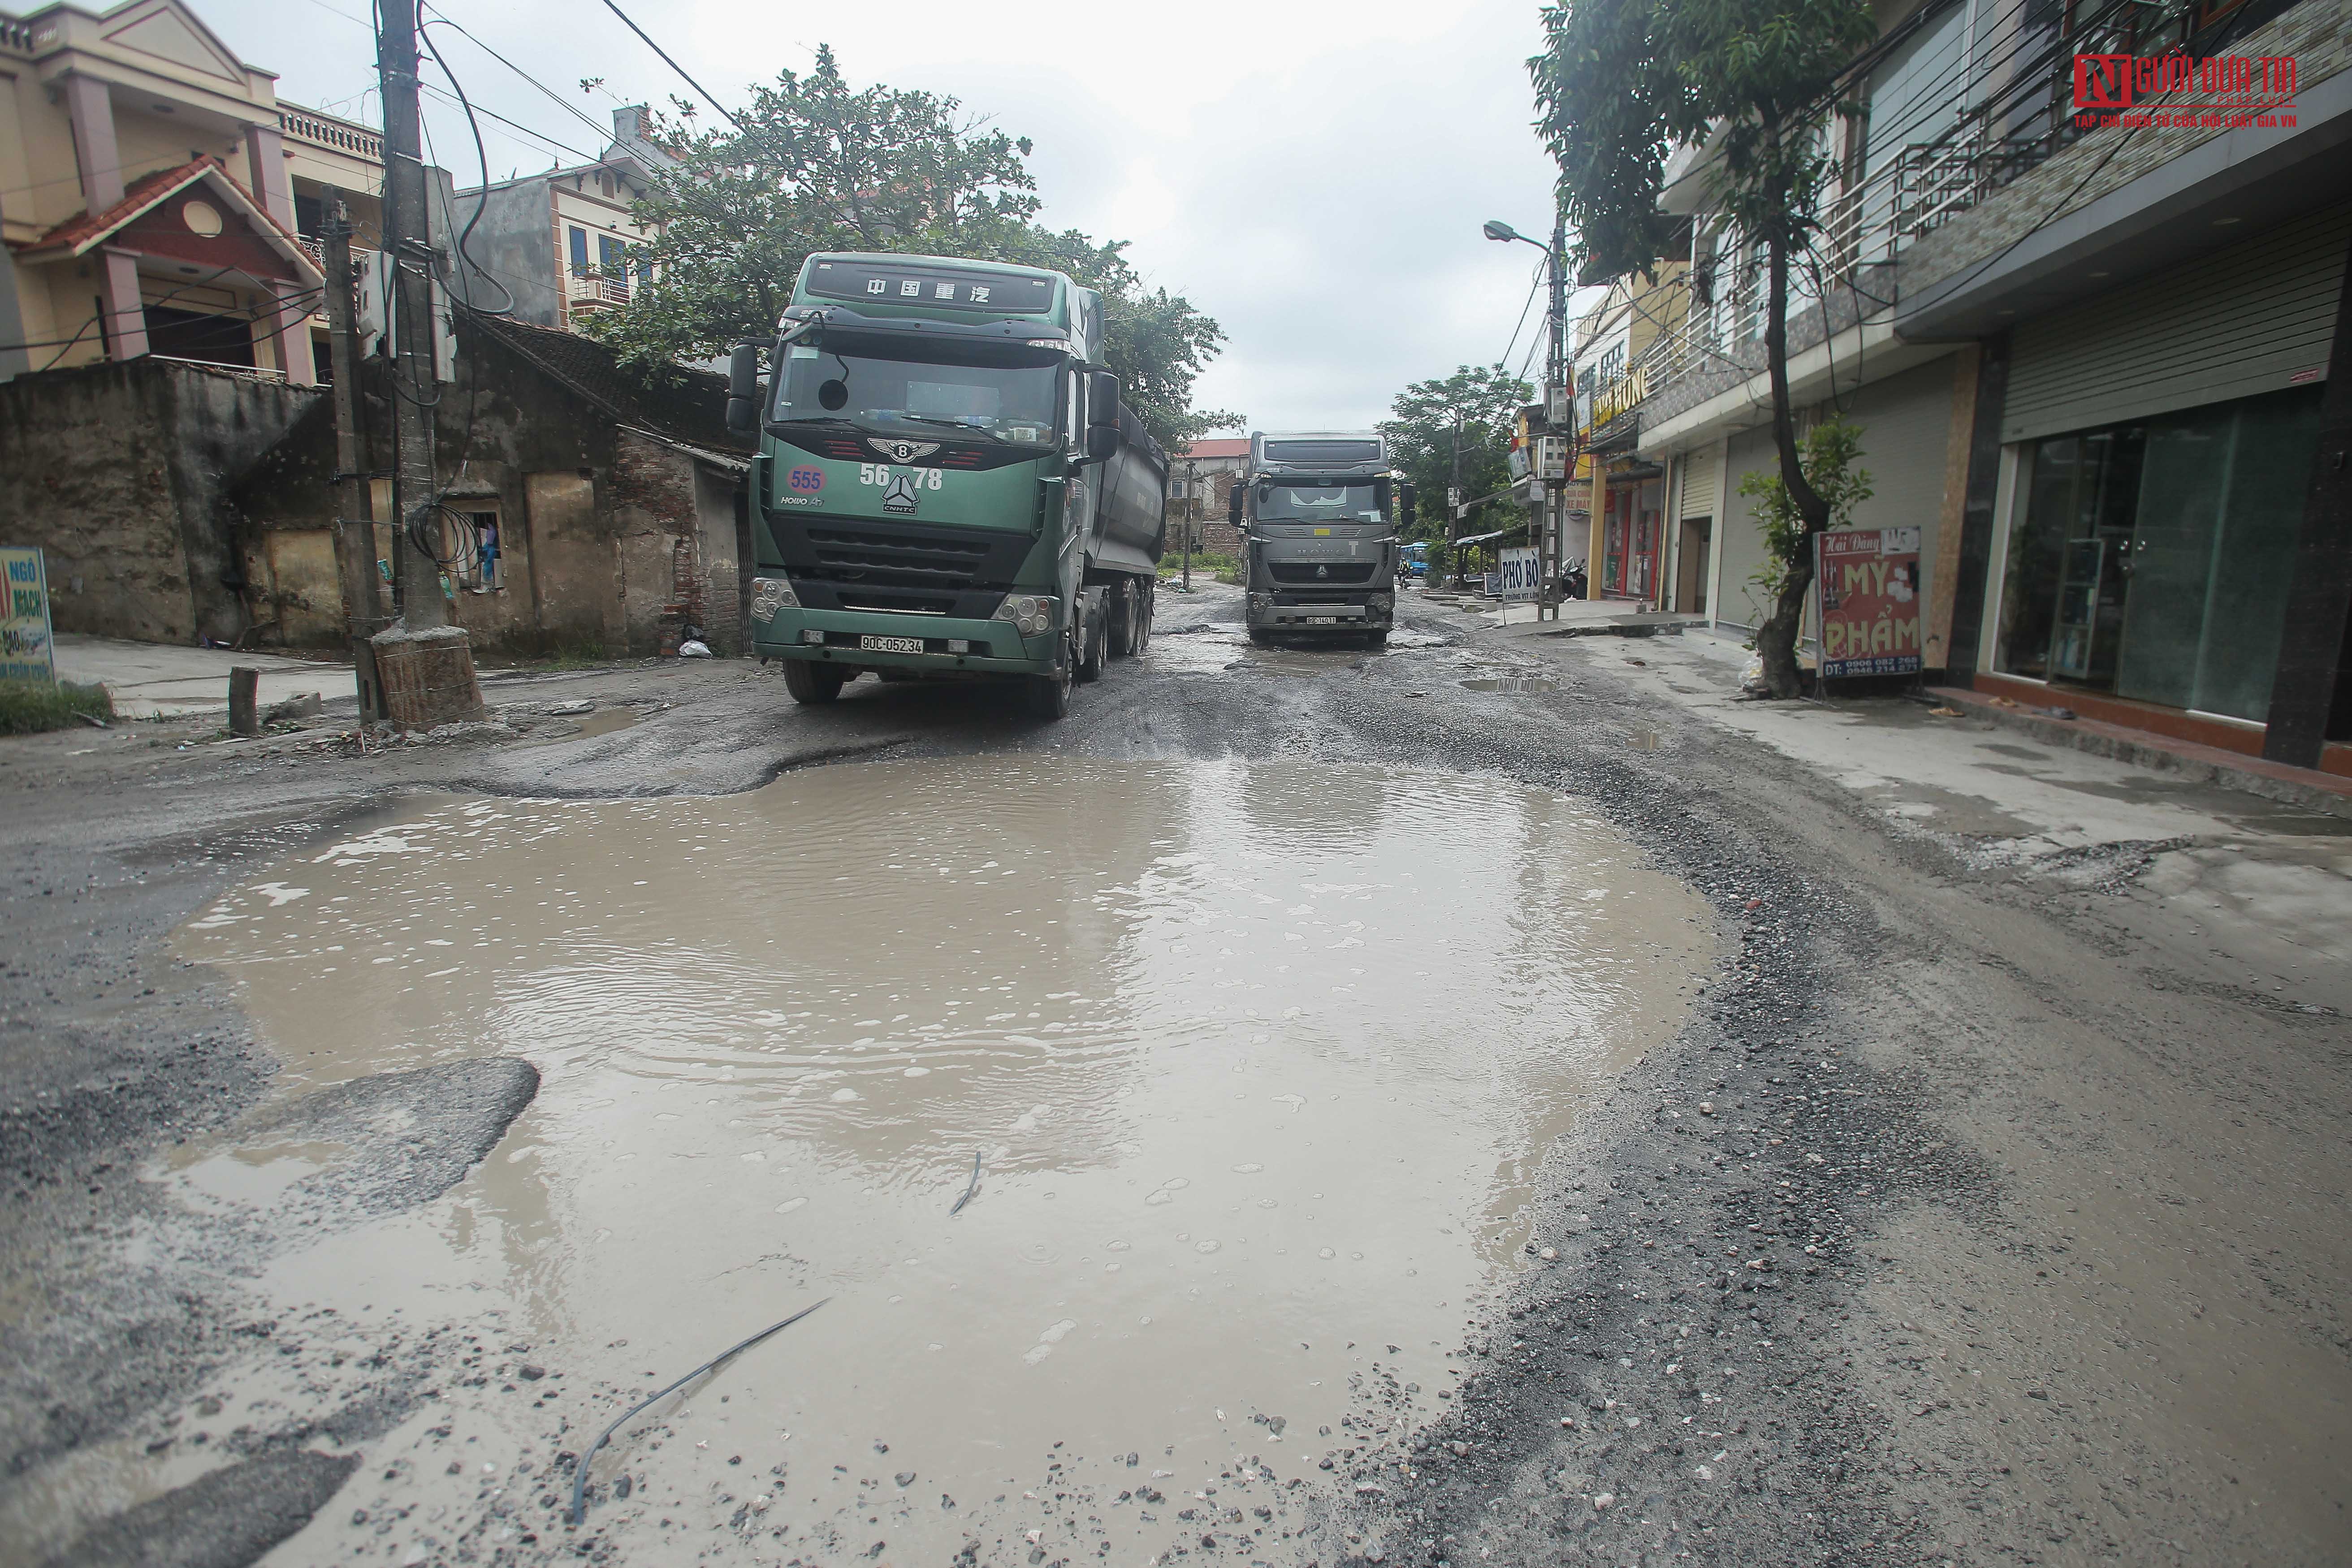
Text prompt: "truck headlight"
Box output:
[[992, 593, 1055, 638], [1369, 592, 1394, 613], [751, 576, 798, 622], [1248, 592, 1273, 614]]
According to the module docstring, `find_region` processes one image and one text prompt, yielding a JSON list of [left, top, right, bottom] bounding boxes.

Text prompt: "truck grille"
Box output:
[[1266, 561, 1376, 585], [805, 523, 996, 592]]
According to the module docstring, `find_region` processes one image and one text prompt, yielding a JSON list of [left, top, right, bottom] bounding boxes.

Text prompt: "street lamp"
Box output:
[[1483, 217, 1576, 609]]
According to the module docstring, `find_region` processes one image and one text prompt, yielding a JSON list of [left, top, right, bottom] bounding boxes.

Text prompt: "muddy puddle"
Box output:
[[574, 708, 639, 738], [114, 758, 1713, 1566]]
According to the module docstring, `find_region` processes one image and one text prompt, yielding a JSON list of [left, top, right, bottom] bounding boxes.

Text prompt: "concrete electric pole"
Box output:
[[319, 189, 388, 723], [372, 0, 484, 726]]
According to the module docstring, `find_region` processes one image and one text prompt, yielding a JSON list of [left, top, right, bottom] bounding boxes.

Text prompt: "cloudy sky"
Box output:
[[210, 0, 1570, 432]]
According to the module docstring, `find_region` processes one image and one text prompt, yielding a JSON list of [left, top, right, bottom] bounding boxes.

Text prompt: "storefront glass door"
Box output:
[[1997, 386, 2320, 722]]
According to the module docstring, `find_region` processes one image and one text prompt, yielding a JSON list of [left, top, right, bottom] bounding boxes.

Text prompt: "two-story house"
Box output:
[[0, 0, 402, 384]]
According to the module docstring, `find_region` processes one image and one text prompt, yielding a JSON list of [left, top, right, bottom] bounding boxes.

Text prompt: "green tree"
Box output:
[[1533, 0, 1876, 696], [583, 47, 1236, 451], [1737, 416, 1871, 611], [1379, 363, 1533, 545]]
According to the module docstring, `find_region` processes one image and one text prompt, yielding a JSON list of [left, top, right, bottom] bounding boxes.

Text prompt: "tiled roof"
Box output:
[[13, 155, 322, 283], [463, 312, 752, 459], [1183, 438, 1251, 459], [17, 159, 217, 254]]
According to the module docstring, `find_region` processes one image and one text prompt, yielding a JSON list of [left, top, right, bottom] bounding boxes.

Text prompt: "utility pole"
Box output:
[[1446, 416, 1461, 590], [1544, 216, 1570, 617], [1180, 461, 1193, 591], [320, 188, 387, 722], [372, 0, 484, 725]]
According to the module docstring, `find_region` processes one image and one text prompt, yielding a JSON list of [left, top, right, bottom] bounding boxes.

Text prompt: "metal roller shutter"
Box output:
[[1678, 442, 1719, 520], [2003, 205, 2349, 443], [1842, 357, 1955, 534]]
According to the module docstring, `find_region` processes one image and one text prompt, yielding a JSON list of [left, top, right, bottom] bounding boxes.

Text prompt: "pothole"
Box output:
[[575, 708, 640, 738], [154, 757, 1714, 1563]]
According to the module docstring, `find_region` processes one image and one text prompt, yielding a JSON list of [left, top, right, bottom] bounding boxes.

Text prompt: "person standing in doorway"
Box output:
[[476, 518, 501, 593]]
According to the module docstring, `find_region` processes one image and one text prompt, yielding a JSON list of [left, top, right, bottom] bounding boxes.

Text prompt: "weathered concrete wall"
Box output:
[[611, 434, 699, 656], [232, 396, 347, 646], [465, 181, 564, 328], [521, 472, 610, 649], [0, 359, 320, 643], [694, 461, 744, 654]]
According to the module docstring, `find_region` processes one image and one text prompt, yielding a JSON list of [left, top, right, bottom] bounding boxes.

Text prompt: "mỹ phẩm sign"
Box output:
[[1816, 528, 1921, 679]]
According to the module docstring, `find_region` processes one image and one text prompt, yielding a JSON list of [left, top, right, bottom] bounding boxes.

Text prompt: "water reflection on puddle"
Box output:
[[172, 757, 1712, 1563], [1457, 677, 1560, 694]]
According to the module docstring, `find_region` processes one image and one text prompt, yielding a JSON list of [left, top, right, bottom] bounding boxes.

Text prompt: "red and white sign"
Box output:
[[1816, 527, 1922, 679]]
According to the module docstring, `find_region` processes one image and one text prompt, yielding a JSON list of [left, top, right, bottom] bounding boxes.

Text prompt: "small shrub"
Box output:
[[0, 679, 116, 735]]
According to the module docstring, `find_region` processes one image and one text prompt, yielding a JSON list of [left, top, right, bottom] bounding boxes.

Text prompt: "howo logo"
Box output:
[[869, 438, 940, 465], [881, 473, 921, 514]]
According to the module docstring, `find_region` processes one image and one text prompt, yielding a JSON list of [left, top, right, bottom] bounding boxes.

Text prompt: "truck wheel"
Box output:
[[1077, 603, 1108, 682], [1110, 581, 1137, 658], [1365, 630, 1388, 651], [1024, 668, 1070, 718], [782, 658, 845, 705], [1247, 629, 1272, 647]]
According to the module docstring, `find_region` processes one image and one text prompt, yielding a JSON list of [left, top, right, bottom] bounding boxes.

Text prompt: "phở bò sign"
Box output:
[[1815, 527, 1921, 678]]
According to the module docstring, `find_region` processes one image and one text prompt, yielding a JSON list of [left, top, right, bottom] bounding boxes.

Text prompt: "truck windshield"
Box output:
[[1256, 483, 1382, 523], [774, 336, 1060, 447]]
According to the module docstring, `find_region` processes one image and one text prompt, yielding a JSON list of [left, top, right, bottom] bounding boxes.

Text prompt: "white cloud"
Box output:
[[211, 0, 1562, 431]]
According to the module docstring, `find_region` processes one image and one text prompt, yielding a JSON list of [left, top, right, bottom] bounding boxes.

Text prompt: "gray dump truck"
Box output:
[[1228, 431, 1410, 647]]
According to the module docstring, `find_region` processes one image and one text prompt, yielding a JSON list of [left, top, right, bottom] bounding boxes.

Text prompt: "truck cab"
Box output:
[[1229, 431, 1405, 647]]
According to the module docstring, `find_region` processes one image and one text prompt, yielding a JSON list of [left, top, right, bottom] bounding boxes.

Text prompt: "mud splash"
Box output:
[[150, 758, 1713, 1565]]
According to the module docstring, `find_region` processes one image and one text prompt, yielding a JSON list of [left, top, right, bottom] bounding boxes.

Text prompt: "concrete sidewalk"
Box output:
[[53, 635, 354, 718]]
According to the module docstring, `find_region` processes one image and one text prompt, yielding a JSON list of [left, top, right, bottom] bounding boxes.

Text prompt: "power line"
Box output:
[[596, 0, 741, 132], [1496, 255, 1547, 376]]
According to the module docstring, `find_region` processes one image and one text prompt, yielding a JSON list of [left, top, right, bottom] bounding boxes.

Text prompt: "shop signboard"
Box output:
[[2, 547, 56, 684], [1498, 546, 1542, 602], [1815, 527, 1922, 677]]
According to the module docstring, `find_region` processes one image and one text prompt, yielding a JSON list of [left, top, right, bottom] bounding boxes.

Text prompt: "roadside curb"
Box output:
[[1925, 685, 2352, 819]]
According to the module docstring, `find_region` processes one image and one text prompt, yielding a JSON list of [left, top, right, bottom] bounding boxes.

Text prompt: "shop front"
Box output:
[[1599, 464, 1663, 605], [1994, 386, 2322, 725], [1980, 203, 2349, 761]]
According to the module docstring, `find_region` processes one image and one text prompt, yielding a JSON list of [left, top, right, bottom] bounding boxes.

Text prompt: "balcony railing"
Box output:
[[279, 107, 385, 164], [566, 272, 632, 309]]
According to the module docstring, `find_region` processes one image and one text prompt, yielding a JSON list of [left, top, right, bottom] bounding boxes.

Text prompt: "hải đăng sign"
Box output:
[[1, 547, 56, 684], [1815, 527, 1922, 678]]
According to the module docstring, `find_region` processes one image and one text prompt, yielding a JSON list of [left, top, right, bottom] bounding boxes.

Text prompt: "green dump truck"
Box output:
[[728, 253, 1167, 719]]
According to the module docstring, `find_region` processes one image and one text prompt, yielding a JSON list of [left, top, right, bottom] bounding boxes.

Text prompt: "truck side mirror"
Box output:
[[726, 341, 761, 434], [1083, 368, 1121, 463], [1228, 485, 1243, 527], [1373, 475, 1392, 515], [1400, 484, 1417, 527]]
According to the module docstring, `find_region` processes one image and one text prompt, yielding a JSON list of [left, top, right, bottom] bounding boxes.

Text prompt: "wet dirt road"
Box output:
[[2, 581, 2347, 1568]]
